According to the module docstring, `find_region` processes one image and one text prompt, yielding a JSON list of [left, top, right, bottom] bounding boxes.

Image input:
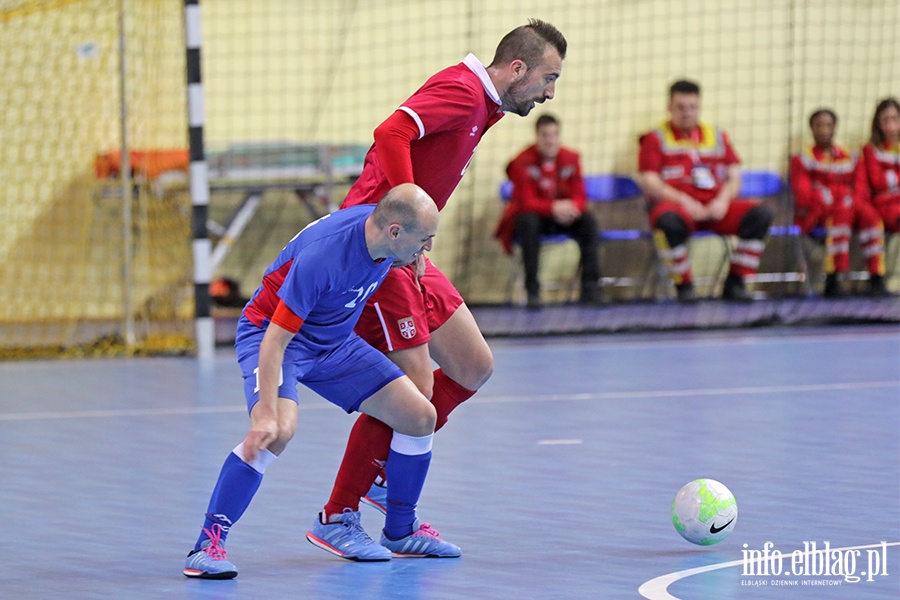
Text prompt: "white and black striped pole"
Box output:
[[118, 0, 135, 348], [184, 0, 214, 360]]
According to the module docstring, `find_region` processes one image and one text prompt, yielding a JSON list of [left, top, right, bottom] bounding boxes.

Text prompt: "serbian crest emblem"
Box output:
[[397, 316, 417, 340]]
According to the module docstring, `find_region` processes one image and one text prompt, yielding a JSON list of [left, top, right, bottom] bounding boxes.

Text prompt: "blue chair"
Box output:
[[583, 174, 661, 299], [739, 171, 783, 198], [584, 174, 642, 201]]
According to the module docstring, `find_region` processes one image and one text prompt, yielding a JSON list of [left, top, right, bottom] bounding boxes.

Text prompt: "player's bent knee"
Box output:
[[419, 401, 438, 434], [472, 355, 494, 389], [475, 346, 495, 386], [359, 377, 436, 436], [445, 346, 493, 390], [395, 400, 436, 437]]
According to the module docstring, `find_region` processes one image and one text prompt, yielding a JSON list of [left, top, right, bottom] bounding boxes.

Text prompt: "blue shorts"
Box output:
[[235, 320, 405, 414]]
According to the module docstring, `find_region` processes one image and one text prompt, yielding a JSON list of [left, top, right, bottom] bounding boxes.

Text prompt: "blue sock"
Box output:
[[194, 444, 275, 551], [382, 433, 433, 541]]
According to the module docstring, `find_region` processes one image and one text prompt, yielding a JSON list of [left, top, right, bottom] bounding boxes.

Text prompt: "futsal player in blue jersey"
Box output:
[[184, 184, 458, 579]]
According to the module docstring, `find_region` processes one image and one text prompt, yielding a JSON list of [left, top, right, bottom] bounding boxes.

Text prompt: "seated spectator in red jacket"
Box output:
[[858, 97, 900, 237], [637, 80, 772, 302], [494, 114, 601, 308], [790, 108, 886, 297]]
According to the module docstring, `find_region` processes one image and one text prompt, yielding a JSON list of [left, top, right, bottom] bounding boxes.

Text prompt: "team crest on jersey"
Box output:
[[397, 316, 417, 340]]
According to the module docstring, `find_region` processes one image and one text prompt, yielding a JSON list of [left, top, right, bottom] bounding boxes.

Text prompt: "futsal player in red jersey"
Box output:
[[306, 19, 568, 560]]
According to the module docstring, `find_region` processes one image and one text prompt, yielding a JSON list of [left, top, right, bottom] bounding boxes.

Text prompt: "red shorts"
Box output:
[[354, 257, 464, 353], [648, 198, 760, 235]]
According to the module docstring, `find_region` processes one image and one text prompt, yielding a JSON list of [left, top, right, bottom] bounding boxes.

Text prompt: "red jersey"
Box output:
[[860, 141, 900, 202], [789, 144, 859, 209], [638, 121, 740, 203], [342, 54, 505, 211]]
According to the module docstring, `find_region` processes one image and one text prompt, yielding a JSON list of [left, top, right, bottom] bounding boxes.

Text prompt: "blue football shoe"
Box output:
[[360, 477, 388, 515], [306, 509, 391, 561], [380, 519, 462, 558], [183, 524, 238, 579]]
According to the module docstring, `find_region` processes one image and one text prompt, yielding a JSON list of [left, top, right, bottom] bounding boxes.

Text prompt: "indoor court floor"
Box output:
[[1, 324, 898, 599]]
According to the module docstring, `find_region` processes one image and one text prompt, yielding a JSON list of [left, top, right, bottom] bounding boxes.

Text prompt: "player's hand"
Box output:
[[241, 420, 278, 463]]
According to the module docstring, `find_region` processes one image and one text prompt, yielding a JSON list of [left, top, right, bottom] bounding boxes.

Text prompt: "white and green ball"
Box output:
[[671, 479, 738, 545]]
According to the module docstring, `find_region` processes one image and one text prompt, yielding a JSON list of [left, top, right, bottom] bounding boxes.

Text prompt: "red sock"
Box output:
[[432, 368, 476, 431], [324, 414, 392, 519], [322, 369, 476, 519]]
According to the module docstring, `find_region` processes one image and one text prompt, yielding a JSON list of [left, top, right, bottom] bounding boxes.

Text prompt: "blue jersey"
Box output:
[[241, 204, 390, 349]]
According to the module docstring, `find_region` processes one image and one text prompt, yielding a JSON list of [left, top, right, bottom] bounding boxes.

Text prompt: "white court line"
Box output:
[[537, 439, 583, 445], [638, 541, 900, 599], [0, 405, 246, 421], [475, 380, 898, 405], [492, 330, 900, 354], [0, 402, 331, 422], [0, 381, 895, 422]]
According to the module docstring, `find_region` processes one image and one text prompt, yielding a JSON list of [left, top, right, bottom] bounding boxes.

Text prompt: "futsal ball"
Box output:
[[671, 479, 738, 545]]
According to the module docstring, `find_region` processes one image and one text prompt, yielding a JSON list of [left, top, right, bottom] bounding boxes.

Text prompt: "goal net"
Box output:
[[1, 0, 897, 357], [0, 0, 191, 358]]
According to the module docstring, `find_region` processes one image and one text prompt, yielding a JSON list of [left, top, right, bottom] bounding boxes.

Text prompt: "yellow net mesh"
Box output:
[[0, 0, 192, 358]]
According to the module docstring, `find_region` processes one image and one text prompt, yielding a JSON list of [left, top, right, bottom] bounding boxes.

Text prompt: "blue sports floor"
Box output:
[[1, 324, 898, 599]]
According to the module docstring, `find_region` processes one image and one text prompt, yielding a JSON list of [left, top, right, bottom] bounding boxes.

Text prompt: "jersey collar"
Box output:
[[462, 53, 501, 105], [661, 121, 720, 150], [807, 143, 847, 161]]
